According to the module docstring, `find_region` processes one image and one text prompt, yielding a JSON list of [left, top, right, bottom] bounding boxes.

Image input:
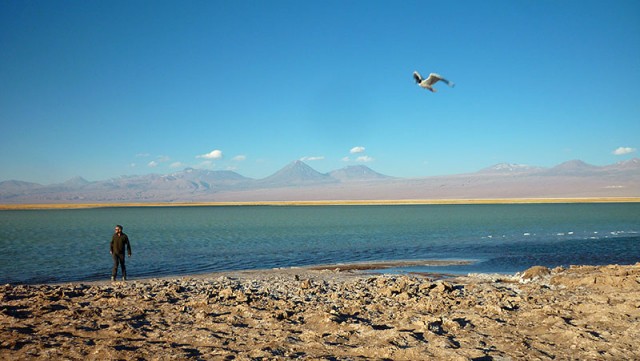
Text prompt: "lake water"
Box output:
[[1, 203, 639, 284]]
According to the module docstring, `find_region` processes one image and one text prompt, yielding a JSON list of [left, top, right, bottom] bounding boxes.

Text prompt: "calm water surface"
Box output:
[[1, 203, 639, 284]]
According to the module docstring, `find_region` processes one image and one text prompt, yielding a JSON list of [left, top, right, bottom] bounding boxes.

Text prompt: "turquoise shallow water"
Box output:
[[1, 203, 639, 284]]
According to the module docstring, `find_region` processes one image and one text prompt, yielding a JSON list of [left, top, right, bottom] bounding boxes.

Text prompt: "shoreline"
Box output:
[[1, 196, 639, 210], [39, 260, 475, 287], [2, 262, 639, 359]]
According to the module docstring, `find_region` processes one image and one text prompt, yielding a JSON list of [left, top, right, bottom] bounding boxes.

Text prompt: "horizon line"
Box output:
[[2, 197, 640, 210]]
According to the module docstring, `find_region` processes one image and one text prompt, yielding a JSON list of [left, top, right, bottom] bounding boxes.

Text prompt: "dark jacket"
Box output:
[[111, 232, 131, 256]]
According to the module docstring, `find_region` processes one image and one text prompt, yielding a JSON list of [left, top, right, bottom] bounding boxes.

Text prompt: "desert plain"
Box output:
[[1, 197, 640, 210]]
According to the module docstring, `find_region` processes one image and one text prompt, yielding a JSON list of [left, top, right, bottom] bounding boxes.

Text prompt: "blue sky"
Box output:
[[1, 0, 639, 184]]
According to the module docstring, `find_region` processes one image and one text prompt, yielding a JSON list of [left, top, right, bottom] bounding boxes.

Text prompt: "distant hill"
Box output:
[[256, 160, 337, 187], [329, 165, 393, 181], [542, 160, 601, 176], [0, 180, 43, 196], [62, 176, 91, 187], [156, 168, 253, 191], [0, 180, 42, 189], [1, 159, 639, 203]]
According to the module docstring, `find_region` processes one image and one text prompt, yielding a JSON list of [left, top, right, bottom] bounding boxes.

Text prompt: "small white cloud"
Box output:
[[300, 156, 325, 161], [342, 156, 351, 162], [197, 149, 223, 159], [233, 155, 247, 162], [157, 155, 171, 162], [130, 163, 137, 168], [350, 146, 365, 154], [170, 162, 185, 168], [136, 153, 150, 158], [613, 147, 636, 155], [356, 156, 374, 162], [148, 161, 158, 168]]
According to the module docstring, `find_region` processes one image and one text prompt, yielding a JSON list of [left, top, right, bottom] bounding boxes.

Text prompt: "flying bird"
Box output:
[[413, 71, 455, 92]]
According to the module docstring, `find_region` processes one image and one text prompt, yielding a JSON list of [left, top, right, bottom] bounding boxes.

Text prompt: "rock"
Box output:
[[300, 279, 312, 289], [433, 281, 454, 294], [520, 266, 552, 283], [218, 287, 234, 300]]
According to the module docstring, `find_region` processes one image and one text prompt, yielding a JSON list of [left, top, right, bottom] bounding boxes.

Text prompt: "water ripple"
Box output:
[[1, 204, 639, 283]]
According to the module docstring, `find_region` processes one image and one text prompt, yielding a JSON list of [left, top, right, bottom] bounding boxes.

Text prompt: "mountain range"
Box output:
[[1, 159, 639, 204]]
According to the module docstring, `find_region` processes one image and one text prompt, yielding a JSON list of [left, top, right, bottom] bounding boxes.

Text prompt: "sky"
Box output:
[[1, 0, 639, 184]]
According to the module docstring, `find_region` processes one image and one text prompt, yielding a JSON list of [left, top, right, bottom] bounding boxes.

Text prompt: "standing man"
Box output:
[[110, 224, 132, 281]]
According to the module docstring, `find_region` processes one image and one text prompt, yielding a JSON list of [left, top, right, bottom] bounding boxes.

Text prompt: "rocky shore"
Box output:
[[2, 263, 639, 360]]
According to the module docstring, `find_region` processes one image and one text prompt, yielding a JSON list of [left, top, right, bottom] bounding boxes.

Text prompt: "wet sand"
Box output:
[[2, 262, 639, 360]]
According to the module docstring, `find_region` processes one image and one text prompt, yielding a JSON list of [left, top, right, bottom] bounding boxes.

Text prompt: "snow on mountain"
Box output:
[[605, 158, 640, 171], [478, 163, 542, 174]]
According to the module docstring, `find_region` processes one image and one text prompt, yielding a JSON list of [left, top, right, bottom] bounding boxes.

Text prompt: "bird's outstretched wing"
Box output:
[[427, 73, 455, 87], [412, 71, 423, 83], [424, 73, 444, 86]]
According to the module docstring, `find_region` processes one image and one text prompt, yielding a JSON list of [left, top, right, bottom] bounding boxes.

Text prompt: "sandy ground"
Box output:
[[2, 262, 639, 360], [2, 197, 640, 210]]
